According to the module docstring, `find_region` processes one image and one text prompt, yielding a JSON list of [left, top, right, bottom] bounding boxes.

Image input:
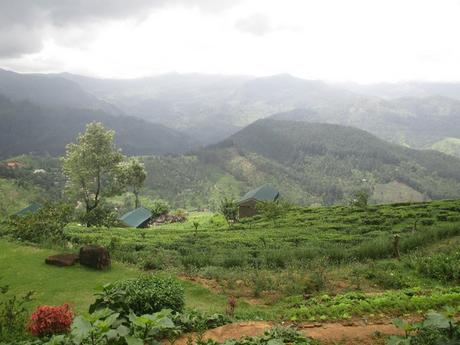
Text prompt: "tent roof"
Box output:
[[15, 202, 42, 216], [119, 207, 152, 228], [239, 184, 280, 204]]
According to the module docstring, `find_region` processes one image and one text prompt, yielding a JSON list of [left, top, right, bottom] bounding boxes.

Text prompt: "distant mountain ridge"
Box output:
[[59, 72, 460, 148], [3, 68, 460, 155], [0, 94, 196, 159], [0, 68, 120, 114]]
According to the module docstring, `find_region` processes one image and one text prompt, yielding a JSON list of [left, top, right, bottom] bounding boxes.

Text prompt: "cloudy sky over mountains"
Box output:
[[0, 0, 459, 82]]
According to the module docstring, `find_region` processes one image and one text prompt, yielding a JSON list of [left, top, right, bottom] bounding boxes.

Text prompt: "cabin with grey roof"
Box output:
[[238, 184, 280, 218]]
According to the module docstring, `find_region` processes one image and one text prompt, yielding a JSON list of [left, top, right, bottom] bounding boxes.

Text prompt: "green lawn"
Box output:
[[0, 240, 138, 314], [0, 240, 274, 318]]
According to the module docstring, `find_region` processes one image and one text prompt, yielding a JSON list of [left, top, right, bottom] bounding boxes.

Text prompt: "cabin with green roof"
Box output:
[[238, 184, 280, 218], [15, 202, 42, 216], [119, 207, 152, 228]]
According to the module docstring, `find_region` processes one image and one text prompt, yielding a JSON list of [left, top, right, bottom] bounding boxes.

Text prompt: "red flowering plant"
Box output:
[[27, 304, 74, 338]]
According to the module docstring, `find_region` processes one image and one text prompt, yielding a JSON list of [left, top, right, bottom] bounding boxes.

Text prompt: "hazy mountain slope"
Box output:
[[340, 81, 460, 100], [0, 69, 119, 114], [0, 95, 196, 158], [5, 69, 460, 149], [139, 119, 460, 208], [271, 96, 460, 147], [62, 73, 358, 143], [63, 72, 460, 148]]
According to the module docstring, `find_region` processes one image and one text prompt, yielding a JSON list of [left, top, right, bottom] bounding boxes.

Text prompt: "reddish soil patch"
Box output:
[[299, 322, 401, 344], [178, 275, 224, 294], [173, 320, 403, 345]]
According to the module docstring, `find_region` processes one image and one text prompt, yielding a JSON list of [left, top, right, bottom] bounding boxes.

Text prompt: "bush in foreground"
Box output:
[[90, 275, 184, 315], [27, 304, 73, 338]]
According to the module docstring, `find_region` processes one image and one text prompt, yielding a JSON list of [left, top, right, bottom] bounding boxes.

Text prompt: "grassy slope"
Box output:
[[0, 240, 270, 318]]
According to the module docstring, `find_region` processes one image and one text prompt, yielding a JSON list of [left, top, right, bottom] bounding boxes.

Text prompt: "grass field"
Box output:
[[0, 240, 272, 318]]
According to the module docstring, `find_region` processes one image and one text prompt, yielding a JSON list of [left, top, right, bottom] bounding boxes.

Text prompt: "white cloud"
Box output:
[[1, 0, 460, 82]]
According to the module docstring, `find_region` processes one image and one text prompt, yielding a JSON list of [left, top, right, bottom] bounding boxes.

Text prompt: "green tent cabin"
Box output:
[[15, 202, 42, 216], [238, 184, 280, 218], [119, 207, 152, 228]]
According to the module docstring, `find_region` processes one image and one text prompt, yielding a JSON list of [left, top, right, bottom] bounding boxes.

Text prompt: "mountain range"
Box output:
[[3, 68, 460, 156], [3, 68, 460, 206]]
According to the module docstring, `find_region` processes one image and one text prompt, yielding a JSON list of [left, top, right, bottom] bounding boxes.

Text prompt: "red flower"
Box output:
[[27, 304, 74, 337]]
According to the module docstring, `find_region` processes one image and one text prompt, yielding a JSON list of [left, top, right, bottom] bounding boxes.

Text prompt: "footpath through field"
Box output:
[[173, 320, 404, 345]]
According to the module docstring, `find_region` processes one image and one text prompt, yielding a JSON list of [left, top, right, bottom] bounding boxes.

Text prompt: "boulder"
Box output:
[[45, 253, 79, 267], [79, 245, 111, 270]]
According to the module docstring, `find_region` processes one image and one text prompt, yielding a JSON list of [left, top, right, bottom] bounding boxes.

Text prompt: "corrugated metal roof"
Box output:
[[119, 207, 152, 228], [239, 184, 280, 203], [15, 202, 42, 216]]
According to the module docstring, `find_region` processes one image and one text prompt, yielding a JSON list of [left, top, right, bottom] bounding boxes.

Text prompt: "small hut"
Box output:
[[119, 207, 152, 228], [15, 202, 42, 216], [238, 184, 280, 218]]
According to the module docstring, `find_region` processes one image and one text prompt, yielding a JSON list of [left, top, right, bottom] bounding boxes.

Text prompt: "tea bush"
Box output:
[[89, 275, 184, 315], [415, 251, 460, 283]]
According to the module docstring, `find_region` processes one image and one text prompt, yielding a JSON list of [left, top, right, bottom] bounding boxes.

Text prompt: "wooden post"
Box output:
[[393, 234, 401, 260]]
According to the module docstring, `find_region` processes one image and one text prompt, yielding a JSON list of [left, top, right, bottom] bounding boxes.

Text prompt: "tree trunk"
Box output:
[[393, 234, 401, 260], [134, 189, 140, 208]]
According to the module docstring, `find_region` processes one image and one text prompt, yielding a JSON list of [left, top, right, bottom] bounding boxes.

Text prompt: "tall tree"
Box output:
[[62, 122, 123, 222], [118, 159, 147, 208]]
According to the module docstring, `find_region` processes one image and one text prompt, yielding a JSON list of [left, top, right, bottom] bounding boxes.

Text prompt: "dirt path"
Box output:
[[173, 320, 403, 345]]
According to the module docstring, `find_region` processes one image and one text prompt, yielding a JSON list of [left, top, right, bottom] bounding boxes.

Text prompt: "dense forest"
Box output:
[[137, 120, 460, 208]]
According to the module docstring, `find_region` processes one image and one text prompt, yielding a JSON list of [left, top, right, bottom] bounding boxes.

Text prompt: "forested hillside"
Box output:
[[0, 95, 196, 158], [4, 119, 460, 209], [137, 119, 460, 208]]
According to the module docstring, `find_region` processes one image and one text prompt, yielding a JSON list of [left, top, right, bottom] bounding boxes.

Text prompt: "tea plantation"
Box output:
[[63, 199, 460, 321]]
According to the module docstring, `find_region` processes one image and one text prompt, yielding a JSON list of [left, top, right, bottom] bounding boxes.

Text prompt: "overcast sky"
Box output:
[[0, 0, 459, 83]]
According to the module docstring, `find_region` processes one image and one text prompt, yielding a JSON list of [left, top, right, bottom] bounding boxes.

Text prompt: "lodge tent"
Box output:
[[15, 202, 42, 216], [119, 207, 152, 228], [238, 184, 280, 218]]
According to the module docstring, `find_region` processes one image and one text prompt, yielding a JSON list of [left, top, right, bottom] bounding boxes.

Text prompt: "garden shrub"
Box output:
[[90, 275, 184, 315], [151, 199, 170, 218], [0, 284, 34, 342], [27, 304, 73, 338]]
